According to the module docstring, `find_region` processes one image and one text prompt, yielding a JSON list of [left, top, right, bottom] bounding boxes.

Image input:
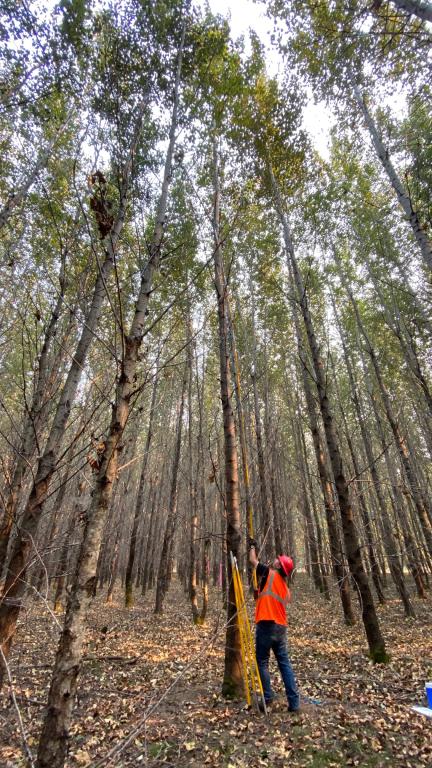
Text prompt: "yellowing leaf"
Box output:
[[74, 749, 91, 766], [184, 741, 196, 751]]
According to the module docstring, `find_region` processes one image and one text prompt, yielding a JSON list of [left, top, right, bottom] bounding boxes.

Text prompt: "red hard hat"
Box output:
[[278, 555, 294, 577]]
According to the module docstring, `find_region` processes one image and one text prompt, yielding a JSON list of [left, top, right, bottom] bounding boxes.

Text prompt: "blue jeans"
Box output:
[[256, 621, 299, 709]]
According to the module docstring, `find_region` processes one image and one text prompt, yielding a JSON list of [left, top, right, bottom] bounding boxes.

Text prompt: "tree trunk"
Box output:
[[329, 324, 387, 606], [349, 74, 432, 272], [106, 531, 120, 604], [154, 359, 188, 614], [0, 258, 66, 576], [212, 136, 242, 697], [349, 356, 416, 616], [0, 96, 151, 688], [337, 258, 432, 557], [368, 385, 428, 599], [33, 463, 72, 597], [250, 283, 271, 554], [295, 421, 326, 595], [124, 372, 159, 607], [226, 304, 258, 592], [268, 442, 284, 557], [299, 421, 331, 600], [290, 285, 355, 624], [187, 310, 200, 624], [365, 256, 432, 425], [270, 166, 387, 661], [53, 506, 80, 614], [196, 351, 209, 623], [35, 32, 185, 765]]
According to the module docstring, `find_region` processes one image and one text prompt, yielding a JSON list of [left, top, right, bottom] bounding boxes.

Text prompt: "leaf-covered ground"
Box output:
[[1, 577, 431, 767]]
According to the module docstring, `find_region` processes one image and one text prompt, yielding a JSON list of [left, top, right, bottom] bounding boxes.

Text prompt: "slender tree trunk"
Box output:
[[342, 410, 386, 605], [187, 310, 199, 623], [124, 372, 159, 607], [212, 136, 242, 696], [262, 357, 284, 558], [365, 257, 432, 426], [368, 386, 428, 599], [35, 32, 185, 765], [33, 463, 72, 596], [155, 358, 188, 614], [0, 96, 151, 687], [299, 422, 331, 599], [295, 422, 326, 595], [337, 258, 432, 557], [329, 333, 386, 606], [187, 316, 207, 624], [53, 510, 79, 614], [349, 74, 432, 272], [290, 290, 355, 623], [142, 479, 162, 595], [250, 283, 271, 554], [227, 305, 258, 593], [196, 351, 209, 623], [0, 259, 66, 576], [270, 166, 387, 660], [350, 361, 416, 616], [268, 444, 283, 557], [106, 531, 120, 604], [98, 427, 140, 592], [279, 456, 296, 559]]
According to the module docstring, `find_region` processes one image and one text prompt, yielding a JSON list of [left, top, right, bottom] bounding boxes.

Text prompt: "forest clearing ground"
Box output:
[[1, 576, 431, 768]]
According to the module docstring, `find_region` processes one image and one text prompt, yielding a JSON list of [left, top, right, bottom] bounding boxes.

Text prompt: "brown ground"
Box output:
[[1, 576, 431, 767]]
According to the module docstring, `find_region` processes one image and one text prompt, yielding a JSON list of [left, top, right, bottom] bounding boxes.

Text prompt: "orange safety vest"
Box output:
[[255, 569, 290, 626]]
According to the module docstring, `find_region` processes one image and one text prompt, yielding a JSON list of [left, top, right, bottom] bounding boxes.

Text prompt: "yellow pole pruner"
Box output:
[[230, 551, 267, 714]]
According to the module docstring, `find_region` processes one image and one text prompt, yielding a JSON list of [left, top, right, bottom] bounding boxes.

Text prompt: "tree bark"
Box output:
[[141, 478, 162, 596], [0, 94, 151, 688], [52, 503, 81, 615], [337, 257, 432, 557], [349, 74, 432, 272], [337, 340, 414, 615], [295, 420, 327, 595], [226, 304, 259, 594], [0, 256, 67, 576], [196, 350, 210, 623], [366, 378, 428, 599], [212, 136, 242, 697], [270, 166, 387, 660], [250, 283, 271, 554], [290, 284, 355, 624], [365, 256, 432, 425], [124, 372, 158, 607], [33, 463, 72, 597], [154, 358, 188, 614], [299, 421, 331, 600], [334, 371, 386, 605], [35, 29, 185, 764]]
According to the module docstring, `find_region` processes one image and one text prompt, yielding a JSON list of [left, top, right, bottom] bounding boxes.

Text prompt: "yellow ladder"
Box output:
[[230, 552, 266, 714]]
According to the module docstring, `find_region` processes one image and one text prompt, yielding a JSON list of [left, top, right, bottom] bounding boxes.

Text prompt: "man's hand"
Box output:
[[248, 538, 259, 568]]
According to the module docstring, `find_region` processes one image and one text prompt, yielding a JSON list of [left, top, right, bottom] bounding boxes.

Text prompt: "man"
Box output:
[[249, 539, 300, 712]]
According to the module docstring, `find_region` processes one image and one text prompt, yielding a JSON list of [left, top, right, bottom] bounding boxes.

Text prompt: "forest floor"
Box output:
[[1, 576, 431, 768]]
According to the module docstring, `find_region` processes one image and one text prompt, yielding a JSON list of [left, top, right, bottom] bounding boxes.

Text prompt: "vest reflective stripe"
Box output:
[[258, 571, 289, 608], [255, 569, 290, 625]]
